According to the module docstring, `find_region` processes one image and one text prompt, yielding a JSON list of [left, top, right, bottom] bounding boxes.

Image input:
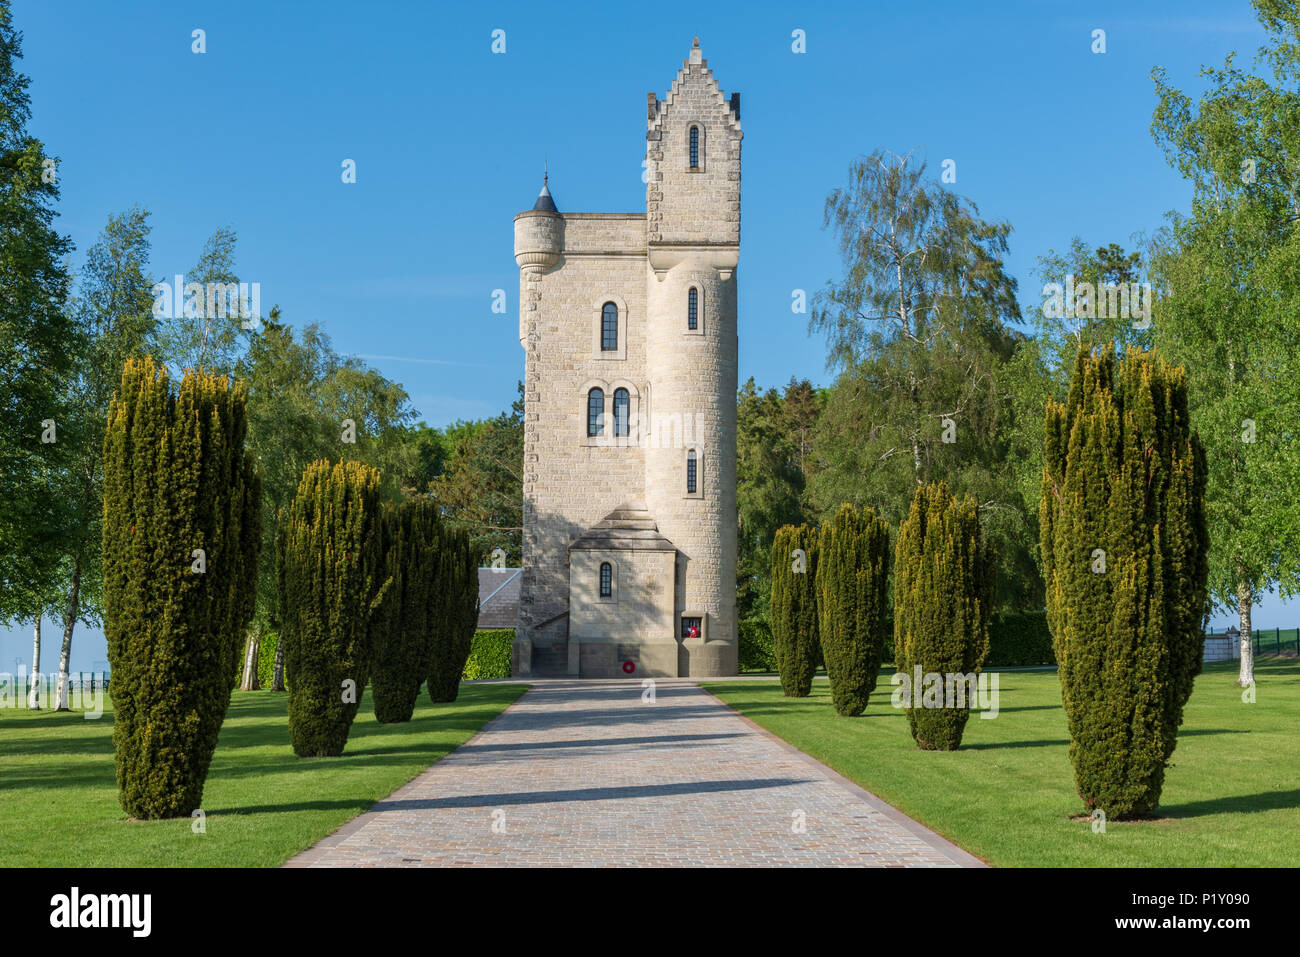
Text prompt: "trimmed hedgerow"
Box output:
[[463, 630, 514, 680], [738, 617, 778, 672], [986, 611, 1054, 666]]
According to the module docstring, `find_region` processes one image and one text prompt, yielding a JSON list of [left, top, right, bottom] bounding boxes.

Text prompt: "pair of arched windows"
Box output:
[[586, 387, 630, 437]]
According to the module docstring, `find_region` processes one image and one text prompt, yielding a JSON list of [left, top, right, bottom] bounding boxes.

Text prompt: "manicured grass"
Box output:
[[0, 682, 529, 867], [704, 658, 1300, 867]]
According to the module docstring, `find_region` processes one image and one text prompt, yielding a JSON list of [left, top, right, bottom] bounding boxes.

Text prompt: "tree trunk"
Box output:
[[1236, 569, 1254, 687], [239, 629, 260, 691], [55, 553, 82, 711], [271, 632, 285, 691], [28, 616, 42, 709]]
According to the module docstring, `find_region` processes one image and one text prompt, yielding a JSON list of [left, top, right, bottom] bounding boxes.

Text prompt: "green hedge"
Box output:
[[986, 610, 1054, 666], [463, 630, 514, 680], [234, 630, 283, 689], [738, 617, 777, 672]]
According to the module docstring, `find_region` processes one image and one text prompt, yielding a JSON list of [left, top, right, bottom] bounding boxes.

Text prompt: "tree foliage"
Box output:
[[894, 481, 993, 750], [1041, 346, 1209, 819], [278, 460, 386, 756], [1150, 3, 1300, 684], [769, 524, 820, 696], [371, 498, 442, 723], [102, 357, 261, 817], [426, 524, 478, 703], [809, 150, 1036, 614], [0, 1, 75, 625], [817, 503, 891, 716], [737, 378, 807, 620], [432, 383, 523, 565]]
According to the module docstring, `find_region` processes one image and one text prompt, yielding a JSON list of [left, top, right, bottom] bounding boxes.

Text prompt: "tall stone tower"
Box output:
[[512, 39, 741, 679]]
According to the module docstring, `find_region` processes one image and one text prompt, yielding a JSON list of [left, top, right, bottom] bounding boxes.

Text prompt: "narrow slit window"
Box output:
[[587, 388, 605, 437], [601, 302, 618, 351], [600, 562, 612, 598], [686, 449, 698, 493], [687, 288, 698, 330], [689, 127, 700, 169], [613, 388, 630, 437]]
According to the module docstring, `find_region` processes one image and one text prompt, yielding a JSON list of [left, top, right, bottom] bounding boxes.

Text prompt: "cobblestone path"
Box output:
[[286, 680, 984, 867]]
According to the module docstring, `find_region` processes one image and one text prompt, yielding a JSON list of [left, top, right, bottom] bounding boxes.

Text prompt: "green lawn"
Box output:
[[704, 657, 1300, 867], [0, 682, 529, 867]]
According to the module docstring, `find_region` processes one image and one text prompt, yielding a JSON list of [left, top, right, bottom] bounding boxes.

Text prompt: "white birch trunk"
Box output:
[[28, 616, 42, 709]]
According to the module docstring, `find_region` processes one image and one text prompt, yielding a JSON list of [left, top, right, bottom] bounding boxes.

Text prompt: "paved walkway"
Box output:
[[286, 680, 983, 867]]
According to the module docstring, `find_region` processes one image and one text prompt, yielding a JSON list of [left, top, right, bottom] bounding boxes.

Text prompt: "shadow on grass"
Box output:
[[1161, 788, 1300, 819], [962, 739, 1071, 751], [206, 798, 377, 817]]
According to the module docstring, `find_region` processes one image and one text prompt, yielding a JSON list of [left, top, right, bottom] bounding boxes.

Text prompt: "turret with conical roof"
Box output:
[[514, 172, 563, 273], [513, 172, 564, 345]]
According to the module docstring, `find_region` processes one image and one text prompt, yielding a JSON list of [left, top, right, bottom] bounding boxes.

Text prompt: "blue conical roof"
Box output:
[[533, 174, 558, 212]]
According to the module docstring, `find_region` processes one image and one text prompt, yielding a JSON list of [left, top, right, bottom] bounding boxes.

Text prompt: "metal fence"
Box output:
[[1203, 627, 1299, 661]]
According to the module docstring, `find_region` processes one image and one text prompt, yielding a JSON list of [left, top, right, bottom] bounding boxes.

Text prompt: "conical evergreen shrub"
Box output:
[[426, 526, 478, 703], [894, 482, 993, 750], [770, 524, 820, 696], [278, 459, 386, 756], [102, 357, 261, 818], [1041, 345, 1209, 819], [817, 504, 891, 716], [371, 498, 442, 723]]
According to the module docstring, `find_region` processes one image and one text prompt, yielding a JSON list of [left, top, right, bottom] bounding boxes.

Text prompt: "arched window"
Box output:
[[689, 126, 700, 169], [599, 562, 612, 598], [686, 449, 698, 493], [687, 287, 698, 330], [613, 388, 630, 437], [587, 388, 605, 437], [601, 302, 618, 351]]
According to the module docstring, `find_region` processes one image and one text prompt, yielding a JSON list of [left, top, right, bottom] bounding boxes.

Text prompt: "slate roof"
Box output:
[[476, 567, 520, 630], [532, 177, 558, 212], [569, 503, 676, 552]]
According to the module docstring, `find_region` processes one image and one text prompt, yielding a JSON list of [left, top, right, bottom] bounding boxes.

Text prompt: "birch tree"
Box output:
[[1151, 1, 1300, 686]]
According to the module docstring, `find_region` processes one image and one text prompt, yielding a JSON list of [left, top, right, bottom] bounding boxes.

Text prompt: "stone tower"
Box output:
[[512, 39, 741, 679]]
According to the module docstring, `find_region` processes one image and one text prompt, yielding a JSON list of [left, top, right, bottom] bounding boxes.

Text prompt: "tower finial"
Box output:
[[693, 36, 699, 48], [544, 156, 548, 187]]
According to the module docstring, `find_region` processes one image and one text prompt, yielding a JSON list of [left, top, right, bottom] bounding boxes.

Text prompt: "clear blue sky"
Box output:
[[2, 0, 1292, 672]]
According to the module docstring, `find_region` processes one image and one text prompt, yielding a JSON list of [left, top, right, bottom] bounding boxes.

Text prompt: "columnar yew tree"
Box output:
[[894, 482, 993, 750], [769, 524, 820, 696], [1041, 345, 1208, 819], [817, 504, 891, 716], [102, 357, 261, 818], [278, 460, 386, 756], [426, 526, 477, 703], [371, 498, 442, 722]]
